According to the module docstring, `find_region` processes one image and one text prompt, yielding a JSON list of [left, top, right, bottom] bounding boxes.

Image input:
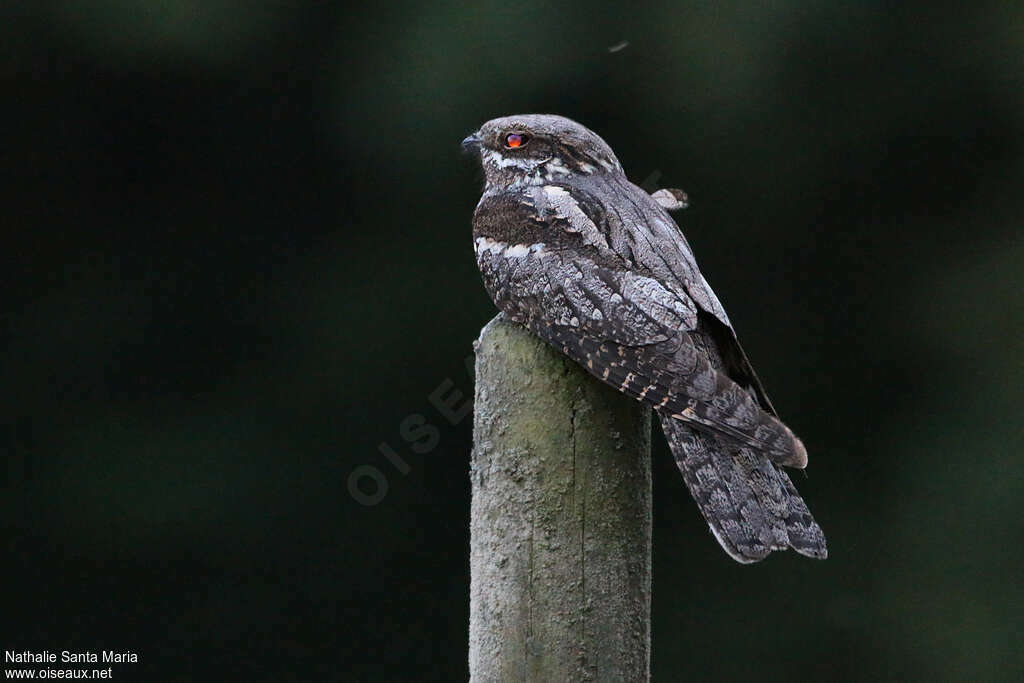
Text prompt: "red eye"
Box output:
[[505, 133, 528, 149]]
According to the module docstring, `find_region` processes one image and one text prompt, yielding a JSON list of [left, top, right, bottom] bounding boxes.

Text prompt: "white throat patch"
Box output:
[[474, 236, 547, 258], [482, 149, 535, 170]]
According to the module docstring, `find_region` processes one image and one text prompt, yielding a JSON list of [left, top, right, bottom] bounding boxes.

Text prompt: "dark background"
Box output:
[[2, 2, 1021, 681]]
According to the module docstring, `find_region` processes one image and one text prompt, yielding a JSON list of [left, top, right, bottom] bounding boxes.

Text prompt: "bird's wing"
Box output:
[[570, 177, 780, 415], [473, 189, 805, 468]]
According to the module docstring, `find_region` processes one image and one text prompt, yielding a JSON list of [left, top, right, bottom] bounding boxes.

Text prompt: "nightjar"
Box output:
[[463, 114, 826, 563]]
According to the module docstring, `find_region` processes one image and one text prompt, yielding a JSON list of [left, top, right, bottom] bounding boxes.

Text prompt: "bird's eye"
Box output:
[[504, 133, 528, 149]]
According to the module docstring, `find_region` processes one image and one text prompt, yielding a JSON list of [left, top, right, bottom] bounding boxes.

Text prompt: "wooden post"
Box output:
[[469, 314, 652, 682]]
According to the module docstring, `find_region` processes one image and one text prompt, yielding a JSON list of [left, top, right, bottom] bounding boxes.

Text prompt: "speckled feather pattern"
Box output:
[[467, 114, 826, 562]]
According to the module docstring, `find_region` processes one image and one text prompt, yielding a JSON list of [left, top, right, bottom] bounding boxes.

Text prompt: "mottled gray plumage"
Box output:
[[463, 114, 826, 562]]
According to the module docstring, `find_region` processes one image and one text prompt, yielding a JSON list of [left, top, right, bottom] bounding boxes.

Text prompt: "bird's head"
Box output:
[[462, 114, 623, 188]]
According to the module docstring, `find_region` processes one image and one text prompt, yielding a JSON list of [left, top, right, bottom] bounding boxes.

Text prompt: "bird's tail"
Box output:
[[659, 413, 827, 563]]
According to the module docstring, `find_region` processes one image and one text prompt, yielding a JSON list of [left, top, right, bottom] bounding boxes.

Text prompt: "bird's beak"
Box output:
[[461, 132, 482, 153]]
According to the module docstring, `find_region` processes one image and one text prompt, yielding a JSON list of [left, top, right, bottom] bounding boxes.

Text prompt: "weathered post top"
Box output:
[[469, 314, 652, 683]]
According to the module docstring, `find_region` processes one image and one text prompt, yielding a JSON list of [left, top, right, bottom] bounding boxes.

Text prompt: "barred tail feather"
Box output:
[[659, 413, 827, 563], [777, 470, 829, 559]]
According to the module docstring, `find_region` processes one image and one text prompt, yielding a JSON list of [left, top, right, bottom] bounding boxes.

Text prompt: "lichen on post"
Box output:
[[469, 314, 652, 682]]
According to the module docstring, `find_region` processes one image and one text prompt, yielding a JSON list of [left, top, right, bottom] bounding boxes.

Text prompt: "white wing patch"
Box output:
[[651, 188, 689, 211], [538, 185, 610, 250]]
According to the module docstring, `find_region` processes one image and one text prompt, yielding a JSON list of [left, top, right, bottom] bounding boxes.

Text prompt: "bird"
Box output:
[[462, 114, 826, 563]]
